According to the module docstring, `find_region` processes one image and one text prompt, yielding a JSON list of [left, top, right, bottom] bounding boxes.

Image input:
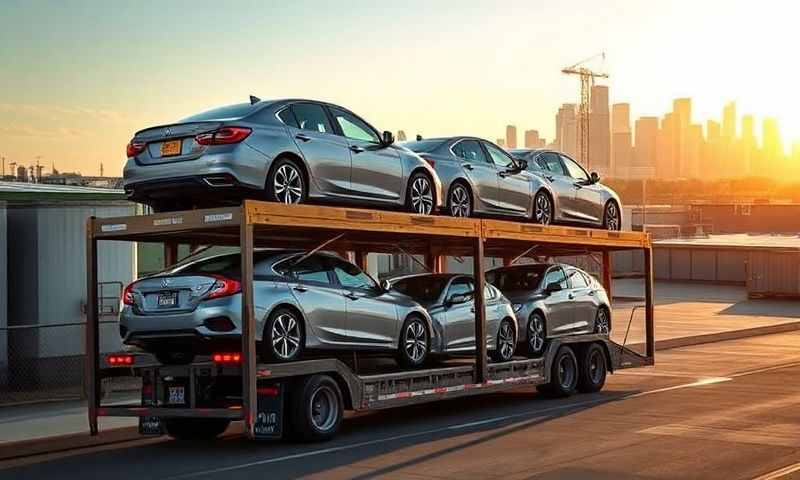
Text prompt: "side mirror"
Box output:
[[382, 130, 395, 146], [544, 282, 562, 294], [590, 171, 600, 184], [380, 279, 392, 292]]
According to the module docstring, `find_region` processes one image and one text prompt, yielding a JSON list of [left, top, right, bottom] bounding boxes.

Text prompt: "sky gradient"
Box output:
[[0, 0, 798, 176]]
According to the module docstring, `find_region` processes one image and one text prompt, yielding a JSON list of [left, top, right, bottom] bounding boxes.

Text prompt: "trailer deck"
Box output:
[[86, 200, 654, 440]]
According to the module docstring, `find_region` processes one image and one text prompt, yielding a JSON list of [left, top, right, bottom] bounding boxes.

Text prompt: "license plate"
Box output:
[[168, 386, 185, 405], [158, 291, 178, 307], [160, 140, 182, 157]]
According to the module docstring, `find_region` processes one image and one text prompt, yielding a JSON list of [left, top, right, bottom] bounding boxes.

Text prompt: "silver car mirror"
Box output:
[[381, 130, 395, 146], [380, 279, 392, 292], [590, 171, 600, 184]]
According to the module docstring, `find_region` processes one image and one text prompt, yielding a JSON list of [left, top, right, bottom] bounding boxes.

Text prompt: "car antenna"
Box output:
[[249, 95, 261, 105], [291, 233, 346, 266], [416, 134, 423, 141]]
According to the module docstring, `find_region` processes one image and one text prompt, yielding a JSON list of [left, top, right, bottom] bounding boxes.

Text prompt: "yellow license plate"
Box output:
[[160, 140, 182, 157]]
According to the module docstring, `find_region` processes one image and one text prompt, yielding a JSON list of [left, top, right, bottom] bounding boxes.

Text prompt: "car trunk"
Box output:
[[131, 275, 221, 314], [132, 122, 222, 165]]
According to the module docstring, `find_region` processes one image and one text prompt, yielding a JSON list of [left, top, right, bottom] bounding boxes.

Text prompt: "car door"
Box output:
[[442, 276, 476, 351], [534, 152, 580, 221], [328, 106, 402, 203], [284, 102, 352, 196], [561, 154, 605, 224], [482, 141, 530, 217], [565, 268, 595, 333], [331, 258, 398, 349], [540, 266, 575, 336], [281, 255, 349, 346], [449, 139, 500, 212]]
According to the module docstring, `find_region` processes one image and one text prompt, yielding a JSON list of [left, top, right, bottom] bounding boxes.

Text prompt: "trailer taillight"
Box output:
[[212, 352, 241, 364], [107, 354, 134, 365]]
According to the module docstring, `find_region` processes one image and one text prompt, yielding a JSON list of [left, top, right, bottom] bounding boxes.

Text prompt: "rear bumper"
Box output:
[[124, 175, 260, 206]]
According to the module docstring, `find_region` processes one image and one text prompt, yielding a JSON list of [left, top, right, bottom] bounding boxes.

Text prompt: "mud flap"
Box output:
[[139, 416, 164, 435], [253, 381, 284, 440]]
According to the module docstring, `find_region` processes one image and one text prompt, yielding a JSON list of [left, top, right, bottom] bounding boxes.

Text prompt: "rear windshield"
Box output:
[[400, 139, 446, 153], [180, 103, 258, 122], [172, 252, 285, 278], [392, 276, 449, 302], [487, 266, 548, 291]]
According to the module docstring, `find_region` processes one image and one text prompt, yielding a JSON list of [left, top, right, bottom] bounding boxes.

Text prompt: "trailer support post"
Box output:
[[472, 237, 488, 383], [164, 242, 178, 267], [240, 207, 257, 439], [602, 250, 612, 299], [354, 250, 368, 271], [644, 245, 655, 358], [85, 217, 99, 436]]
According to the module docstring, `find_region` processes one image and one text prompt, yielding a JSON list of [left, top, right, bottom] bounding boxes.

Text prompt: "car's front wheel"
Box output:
[[491, 319, 517, 362], [526, 312, 547, 357], [448, 182, 472, 217], [603, 201, 621, 230], [533, 191, 553, 225], [406, 172, 435, 215], [397, 315, 429, 367], [261, 307, 305, 363], [268, 158, 307, 205]]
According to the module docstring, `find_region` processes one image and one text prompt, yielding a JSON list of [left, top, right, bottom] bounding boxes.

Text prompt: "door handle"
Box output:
[[568, 293, 575, 300], [470, 307, 475, 313], [463, 164, 474, 171], [350, 145, 365, 153], [573, 182, 583, 189], [343, 292, 358, 300], [588, 290, 595, 296], [295, 133, 311, 142], [293, 286, 308, 293], [544, 175, 554, 181]]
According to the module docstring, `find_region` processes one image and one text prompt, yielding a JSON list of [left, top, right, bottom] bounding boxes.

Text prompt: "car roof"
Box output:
[[389, 272, 467, 282]]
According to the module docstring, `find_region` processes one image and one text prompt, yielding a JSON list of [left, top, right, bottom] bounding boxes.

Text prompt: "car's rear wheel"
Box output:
[[268, 158, 307, 205], [448, 182, 472, 217], [577, 343, 607, 393], [537, 345, 578, 398], [491, 319, 516, 362], [406, 172, 435, 215], [533, 191, 553, 225], [164, 418, 231, 440], [603, 201, 621, 230], [526, 312, 547, 357], [288, 374, 343, 442], [261, 307, 304, 363], [397, 315, 429, 367], [594, 307, 610, 335]]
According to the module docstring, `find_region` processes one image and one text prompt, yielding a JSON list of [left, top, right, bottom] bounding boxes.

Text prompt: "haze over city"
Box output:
[[1, 0, 798, 177]]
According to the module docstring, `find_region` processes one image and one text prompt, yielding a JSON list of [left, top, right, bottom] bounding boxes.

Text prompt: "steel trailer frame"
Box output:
[[86, 200, 654, 440]]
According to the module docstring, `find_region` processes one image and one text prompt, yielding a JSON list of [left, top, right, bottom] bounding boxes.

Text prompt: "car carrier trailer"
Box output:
[[86, 200, 654, 441]]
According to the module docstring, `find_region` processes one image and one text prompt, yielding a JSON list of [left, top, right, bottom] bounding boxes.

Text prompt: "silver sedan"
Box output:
[[120, 250, 436, 367], [487, 263, 611, 357], [389, 273, 518, 362], [123, 98, 442, 214]]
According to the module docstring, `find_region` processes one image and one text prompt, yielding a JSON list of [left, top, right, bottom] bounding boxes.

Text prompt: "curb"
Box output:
[[625, 320, 800, 352], [0, 426, 147, 462]]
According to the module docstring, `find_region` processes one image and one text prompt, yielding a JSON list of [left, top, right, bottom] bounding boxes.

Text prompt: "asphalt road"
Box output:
[[4, 332, 800, 480]]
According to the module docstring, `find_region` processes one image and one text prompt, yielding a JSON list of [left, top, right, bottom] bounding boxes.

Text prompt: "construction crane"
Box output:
[[562, 53, 609, 168]]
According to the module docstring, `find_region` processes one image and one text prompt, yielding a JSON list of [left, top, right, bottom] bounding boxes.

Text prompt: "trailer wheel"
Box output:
[[537, 345, 578, 398], [163, 418, 231, 440], [577, 343, 607, 393], [288, 374, 343, 442]]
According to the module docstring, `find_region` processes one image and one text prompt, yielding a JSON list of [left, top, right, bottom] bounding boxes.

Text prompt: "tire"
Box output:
[[603, 201, 621, 231], [491, 319, 517, 362], [164, 418, 231, 440], [447, 182, 473, 217], [406, 172, 435, 215], [396, 315, 430, 368], [577, 343, 607, 393], [533, 190, 553, 225], [288, 374, 344, 442], [526, 312, 547, 357], [538, 345, 579, 398], [268, 158, 307, 205], [260, 307, 305, 363], [594, 307, 610, 336]]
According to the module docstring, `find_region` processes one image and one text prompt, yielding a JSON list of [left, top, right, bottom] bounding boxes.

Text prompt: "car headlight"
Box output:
[[513, 303, 524, 313]]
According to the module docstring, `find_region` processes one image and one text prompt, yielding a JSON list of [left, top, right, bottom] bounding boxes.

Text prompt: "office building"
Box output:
[[555, 104, 578, 159], [611, 103, 632, 178], [524, 130, 545, 148], [633, 117, 658, 178], [589, 85, 611, 172], [506, 125, 517, 149]]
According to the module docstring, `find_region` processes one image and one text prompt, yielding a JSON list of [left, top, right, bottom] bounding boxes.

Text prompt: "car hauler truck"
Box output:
[[86, 200, 654, 441]]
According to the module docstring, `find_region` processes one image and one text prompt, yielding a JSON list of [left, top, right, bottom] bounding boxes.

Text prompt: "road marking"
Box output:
[[752, 462, 800, 480]]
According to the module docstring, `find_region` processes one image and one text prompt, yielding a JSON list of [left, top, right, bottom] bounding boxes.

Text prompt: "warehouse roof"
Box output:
[[656, 233, 800, 252], [0, 181, 127, 202]]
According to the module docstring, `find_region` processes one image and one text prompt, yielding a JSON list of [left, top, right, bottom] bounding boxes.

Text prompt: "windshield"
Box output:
[[171, 251, 284, 278], [392, 276, 450, 303], [400, 139, 446, 153], [180, 103, 258, 122], [487, 266, 548, 292]]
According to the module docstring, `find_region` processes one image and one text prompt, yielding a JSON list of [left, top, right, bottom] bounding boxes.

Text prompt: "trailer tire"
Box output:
[[537, 345, 578, 398], [577, 343, 607, 393], [164, 418, 231, 440], [288, 374, 343, 443]]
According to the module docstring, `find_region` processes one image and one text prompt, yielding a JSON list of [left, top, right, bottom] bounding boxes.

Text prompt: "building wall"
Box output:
[[0, 203, 6, 387], [692, 204, 800, 234], [747, 251, 800, 297], [654, 247, 747, 283]]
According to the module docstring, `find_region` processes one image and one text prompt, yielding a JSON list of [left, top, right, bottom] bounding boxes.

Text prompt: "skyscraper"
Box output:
[[397, 130, 407, 142], [702, 120, 722, 179], [555, 104, 578, 159], [506, 125, 518, 149], [762, 117, 783, 177], [633, 117, 658, 178], [672, 98, 692, 177], [657, 113, 676, 178], [589, 85, 611, 173], [524, 130, 545, 148], [496, 138, 506, 147], [611, 103, 632, 178], [722, 102, 737, 139], [741, 115, 756, 176]]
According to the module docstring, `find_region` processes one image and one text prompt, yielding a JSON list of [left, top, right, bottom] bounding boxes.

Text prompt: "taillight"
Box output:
[[126, 140, 145, 157], [195, 127, 252, 146], [122, 282, 135, 306], [107, 354, 134, 365], [420, 155, 435, 168], [212, 352, 241, 364], [205, 275, 241, 300]]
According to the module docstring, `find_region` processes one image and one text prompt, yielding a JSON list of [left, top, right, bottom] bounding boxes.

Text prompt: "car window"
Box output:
[[333, 260, 377, 290], [561, 155, 590, 182], [485, 285, 496, 300], [288, 255, 332, 285], [487, 266, 547, 291], [568, 269, 588, 288], [538, 153, 567, 175], [483, 142, 515, 168], [291, 103, 334, 134], [451, 140, 489, 164], [543, 267, 568, 289], [329, 107, 380, 143], [402, 139, 446, 153], [276, 108, 299, 128], [392, 276, 449, 303], [447, 278, 475, 299], [180, 103, 257, 122]]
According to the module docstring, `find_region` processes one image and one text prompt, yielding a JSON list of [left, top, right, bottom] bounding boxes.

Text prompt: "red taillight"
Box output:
[[205, 275, 241, 300], [126, 140, 145, 157], [122, 282, 135, 306], [212, 352, 241, 364], [195, 127, 252, 146], [420, 155, 435, 168], [107, 354, 134, 365]]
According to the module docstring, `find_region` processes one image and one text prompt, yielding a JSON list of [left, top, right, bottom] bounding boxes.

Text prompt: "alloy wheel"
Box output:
[[449, 184, 471, 217], [534, 192, 552, 225], [528, 315, 545, 353], [605, 202, 619, 230], [404, 319, 427, 363], [271, 313, 301, 359], [273, 164, 304, 204], [498, 321, 516, 361], [309, 385, 339, 432], [595, 308, 610, 335], [410, 176, 434, 215]]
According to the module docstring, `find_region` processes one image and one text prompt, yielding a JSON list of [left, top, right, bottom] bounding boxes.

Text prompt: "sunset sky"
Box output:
[[0, 0, 798, 176]]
